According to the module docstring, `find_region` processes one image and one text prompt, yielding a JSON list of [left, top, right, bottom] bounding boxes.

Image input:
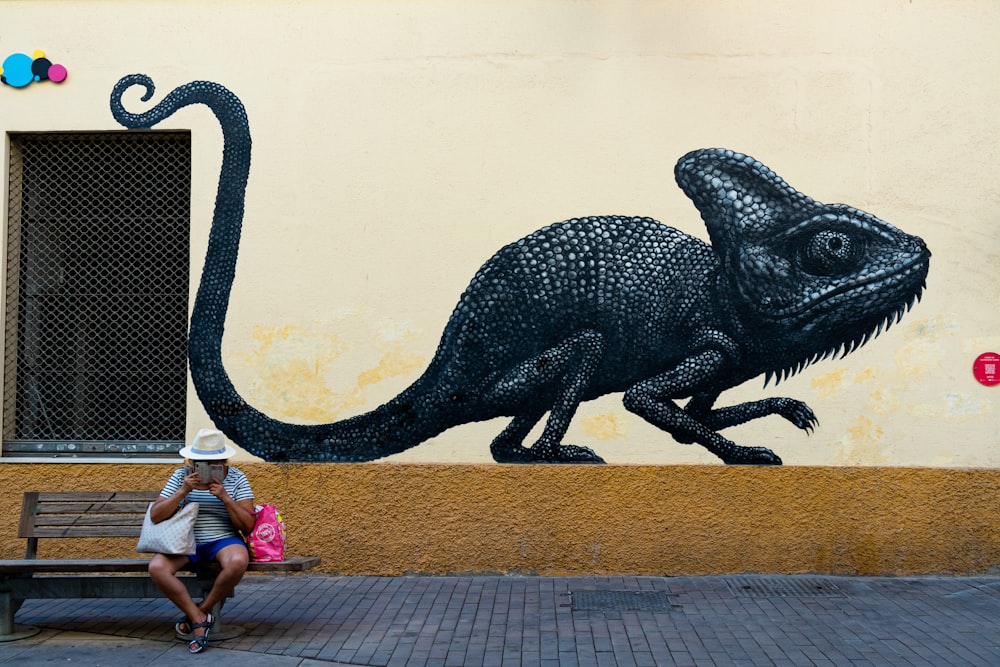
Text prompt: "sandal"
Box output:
[[187, 613, 215, 654], [174, 616, 192, 638], [175, 600, 204, 636]]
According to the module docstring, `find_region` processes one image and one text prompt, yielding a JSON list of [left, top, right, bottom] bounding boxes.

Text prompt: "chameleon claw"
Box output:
[[774, 398, 818, 433]]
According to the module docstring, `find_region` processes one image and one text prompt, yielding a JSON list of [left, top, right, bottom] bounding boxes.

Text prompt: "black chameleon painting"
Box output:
[[111, 75, 930, 465]]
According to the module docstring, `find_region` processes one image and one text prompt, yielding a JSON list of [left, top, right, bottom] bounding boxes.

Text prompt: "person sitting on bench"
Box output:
[[147, 428, 255, 654]]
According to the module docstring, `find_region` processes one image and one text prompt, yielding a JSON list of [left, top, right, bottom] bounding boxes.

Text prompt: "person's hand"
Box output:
[[181, 469, 202, 492], [207, 477, 230, 500]]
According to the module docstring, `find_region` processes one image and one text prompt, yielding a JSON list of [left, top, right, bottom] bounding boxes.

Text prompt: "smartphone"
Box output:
[[192, 461, 213, 482], [192, 461, 225, 482]]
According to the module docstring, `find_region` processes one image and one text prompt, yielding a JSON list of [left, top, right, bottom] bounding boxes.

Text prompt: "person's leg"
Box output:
[[148, 553, 211, 630], [198, 541, 249, 614]]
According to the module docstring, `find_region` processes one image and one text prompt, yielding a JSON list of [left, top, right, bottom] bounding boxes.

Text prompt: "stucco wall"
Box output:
[[0, 463, 997, 575], [2, 0, 998, 466]]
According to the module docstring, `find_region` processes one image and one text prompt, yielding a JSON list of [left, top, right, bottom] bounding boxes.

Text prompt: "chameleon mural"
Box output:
[[111, 75, 930, 465]]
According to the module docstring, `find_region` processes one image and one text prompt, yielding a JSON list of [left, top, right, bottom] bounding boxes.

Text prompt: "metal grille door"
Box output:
[[4, 132, 191, 456]]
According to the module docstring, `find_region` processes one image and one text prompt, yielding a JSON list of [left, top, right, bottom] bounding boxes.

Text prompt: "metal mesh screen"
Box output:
[[4, 132, 191, 456]]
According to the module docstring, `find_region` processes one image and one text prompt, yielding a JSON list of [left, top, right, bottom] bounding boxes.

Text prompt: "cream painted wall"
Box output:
[[2, 0, 998, 467]]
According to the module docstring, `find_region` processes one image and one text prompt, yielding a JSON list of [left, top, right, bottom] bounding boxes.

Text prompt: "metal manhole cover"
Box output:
[[571, 590, 675, 611], [727, 577, 846, 598]]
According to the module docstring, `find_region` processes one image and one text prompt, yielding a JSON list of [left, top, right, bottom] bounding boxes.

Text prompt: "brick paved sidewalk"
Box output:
[[5, 574, 1000, 666]]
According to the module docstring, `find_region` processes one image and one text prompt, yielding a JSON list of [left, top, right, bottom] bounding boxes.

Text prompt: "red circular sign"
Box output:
[[973, 352, 1000, 386]]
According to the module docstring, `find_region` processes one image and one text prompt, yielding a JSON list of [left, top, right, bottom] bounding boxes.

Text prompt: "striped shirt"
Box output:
[[160, 466, 254, 544]]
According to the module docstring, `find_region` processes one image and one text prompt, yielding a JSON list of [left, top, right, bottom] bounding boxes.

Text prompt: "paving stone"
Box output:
[[5, 574, 999, 666]]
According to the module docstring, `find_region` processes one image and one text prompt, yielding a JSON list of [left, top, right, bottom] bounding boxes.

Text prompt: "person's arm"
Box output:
[[207, 475, 256, 534], [150, 468, 199, 523]]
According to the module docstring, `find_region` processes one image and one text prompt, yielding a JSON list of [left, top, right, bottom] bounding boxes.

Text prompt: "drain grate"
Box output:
[[727, 577, 846, 598], [571, 590, 675, 611]]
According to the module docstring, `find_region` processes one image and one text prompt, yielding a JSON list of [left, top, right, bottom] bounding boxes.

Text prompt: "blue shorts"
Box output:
[[188, 536, 247, 564]]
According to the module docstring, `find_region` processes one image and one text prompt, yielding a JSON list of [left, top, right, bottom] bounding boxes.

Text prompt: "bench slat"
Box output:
[[0, 559, 153, 573], [1, 575, 199, 600], [36, 501, 153, 514], [34, 515, 146, 527], [30, 527, 144, 539], [35, 491, 157, 502], [248, 557, 322, 571]]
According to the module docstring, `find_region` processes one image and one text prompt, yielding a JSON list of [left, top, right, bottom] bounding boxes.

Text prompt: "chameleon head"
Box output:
[[676, 148, 930, 361]]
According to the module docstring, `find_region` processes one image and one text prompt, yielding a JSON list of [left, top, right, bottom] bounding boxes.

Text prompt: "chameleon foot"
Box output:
[[772, 398, 819, 433], [721, 445, 782, 465], [543, 444, 606, 463], [493, 443, 606, 464]]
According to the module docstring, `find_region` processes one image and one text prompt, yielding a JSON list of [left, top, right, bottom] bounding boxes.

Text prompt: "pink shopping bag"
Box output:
[[247, 503, 285, 562]]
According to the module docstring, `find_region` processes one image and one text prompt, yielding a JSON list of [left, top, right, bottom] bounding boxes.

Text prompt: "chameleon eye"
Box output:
[[799, 229, 866, 276]]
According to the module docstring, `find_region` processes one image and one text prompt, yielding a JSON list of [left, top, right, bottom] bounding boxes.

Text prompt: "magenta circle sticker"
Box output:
[[973, 352, 1000, 386], [48, 64, 67, 83]]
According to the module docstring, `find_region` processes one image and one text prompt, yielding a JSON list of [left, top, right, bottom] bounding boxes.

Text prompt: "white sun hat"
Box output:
[[178, 428, 236, 460]]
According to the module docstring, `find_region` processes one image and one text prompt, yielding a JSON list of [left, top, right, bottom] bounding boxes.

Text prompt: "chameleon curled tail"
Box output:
[[112, 75, 453, 462]]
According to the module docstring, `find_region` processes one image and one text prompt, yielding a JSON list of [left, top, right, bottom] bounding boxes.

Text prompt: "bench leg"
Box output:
[[0, 591, 40, 642], [207, 597, 243, 641]]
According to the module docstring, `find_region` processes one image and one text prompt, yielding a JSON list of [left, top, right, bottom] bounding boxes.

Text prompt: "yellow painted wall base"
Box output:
[[1, 463, 996, 576]]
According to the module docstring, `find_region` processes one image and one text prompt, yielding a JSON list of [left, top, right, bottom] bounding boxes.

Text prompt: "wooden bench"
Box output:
[[0, 491, 321, 641]]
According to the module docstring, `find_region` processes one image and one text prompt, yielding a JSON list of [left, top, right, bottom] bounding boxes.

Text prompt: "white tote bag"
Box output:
[[136, 502, 199, 555]]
